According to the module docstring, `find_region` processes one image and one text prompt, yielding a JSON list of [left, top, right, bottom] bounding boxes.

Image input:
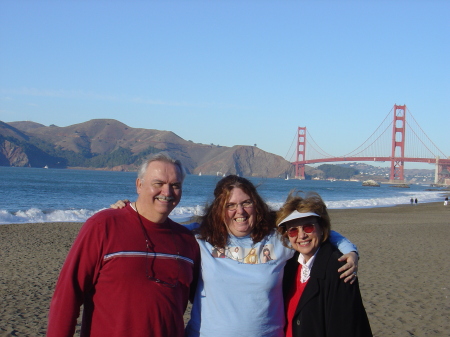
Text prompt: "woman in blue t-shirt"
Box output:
[[185, 175, 358, 337]]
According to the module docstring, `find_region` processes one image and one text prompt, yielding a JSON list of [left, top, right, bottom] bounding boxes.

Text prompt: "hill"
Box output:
[[1, 119, 294, 178]]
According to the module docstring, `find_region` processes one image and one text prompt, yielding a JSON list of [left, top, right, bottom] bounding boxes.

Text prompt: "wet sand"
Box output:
[[1, 202, 449, 336]]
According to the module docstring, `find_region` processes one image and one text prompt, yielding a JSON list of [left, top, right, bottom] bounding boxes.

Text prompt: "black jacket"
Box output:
[[283, 241, 372, 337]]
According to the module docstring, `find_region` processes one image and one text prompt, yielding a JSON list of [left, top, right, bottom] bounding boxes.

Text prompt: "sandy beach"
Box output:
[[1, 202, 449, 336]]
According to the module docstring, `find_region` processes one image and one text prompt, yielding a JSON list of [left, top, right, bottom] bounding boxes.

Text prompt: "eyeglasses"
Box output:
[[146, 248, 180, 288], [226, 200, 254, 211], [144, 225, 180, 288], [136, 204, 180, 288], [286, 224, 316, 237]]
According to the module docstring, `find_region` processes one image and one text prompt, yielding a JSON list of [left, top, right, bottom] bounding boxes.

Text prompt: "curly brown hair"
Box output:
[[276, 191, 331, 248], [196, 175, 276, 248]]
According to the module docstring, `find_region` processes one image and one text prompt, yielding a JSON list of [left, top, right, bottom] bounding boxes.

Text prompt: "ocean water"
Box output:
[[0, 166, 446, 225]]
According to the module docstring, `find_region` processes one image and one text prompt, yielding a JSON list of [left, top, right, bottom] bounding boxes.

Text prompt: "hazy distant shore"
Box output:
[[1, 202, 449, 336]]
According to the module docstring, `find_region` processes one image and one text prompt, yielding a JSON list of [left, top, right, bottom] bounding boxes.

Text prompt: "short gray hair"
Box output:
[[137, 152, 186, 182]]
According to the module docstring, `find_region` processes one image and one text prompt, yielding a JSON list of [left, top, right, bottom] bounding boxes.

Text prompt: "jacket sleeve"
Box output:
[[47, 218, 105, 337], [329, 230, 358, 255], [325, 257, 372, 337]]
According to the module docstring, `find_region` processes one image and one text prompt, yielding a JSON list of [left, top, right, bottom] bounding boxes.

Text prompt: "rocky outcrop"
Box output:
[[0, 140, 30, 166], [362, 179, 380, 187]]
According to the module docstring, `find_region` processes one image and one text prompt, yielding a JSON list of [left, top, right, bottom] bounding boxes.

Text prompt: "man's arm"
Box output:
[[47, 218, 104, 337], [329, 230, 359, 284], [329, 230, 358, 254]]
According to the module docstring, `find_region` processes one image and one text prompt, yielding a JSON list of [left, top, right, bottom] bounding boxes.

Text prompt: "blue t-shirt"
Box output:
[[184, 225, 357, 337]]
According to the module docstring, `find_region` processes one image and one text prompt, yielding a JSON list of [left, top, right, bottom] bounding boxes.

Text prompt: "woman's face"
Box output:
[[286, 216, 322, 262], [224, 187, 255, 237]]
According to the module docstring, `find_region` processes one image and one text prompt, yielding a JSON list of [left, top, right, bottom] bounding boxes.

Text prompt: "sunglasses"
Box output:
[[286, 223, 316, 237]]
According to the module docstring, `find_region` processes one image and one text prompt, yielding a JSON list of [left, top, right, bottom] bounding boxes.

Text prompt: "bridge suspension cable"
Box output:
[[342, 108, 393, 158], [296, 106, 448, 161], [284, 132, 297, 161], [406, 108, 448, 158], [306, 129, 335, 159]]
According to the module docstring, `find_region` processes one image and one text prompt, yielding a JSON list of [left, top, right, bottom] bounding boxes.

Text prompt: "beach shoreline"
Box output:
[[1, 202, 449, 336]]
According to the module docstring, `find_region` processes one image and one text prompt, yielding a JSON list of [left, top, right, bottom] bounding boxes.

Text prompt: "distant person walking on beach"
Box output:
[[47, 153, 200, 337], [445, 197, 448, 206], [410, 198, 414, 205], [415, 198, 418, 205]]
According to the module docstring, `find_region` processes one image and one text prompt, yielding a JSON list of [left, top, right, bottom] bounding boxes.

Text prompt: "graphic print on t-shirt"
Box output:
[[211, 244, 276, 264]]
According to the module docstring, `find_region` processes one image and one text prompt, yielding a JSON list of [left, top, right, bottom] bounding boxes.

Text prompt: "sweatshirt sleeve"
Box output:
[[183, 222, 200, 231], [329, 230, 358, 255], [47, 217, 105, 337]]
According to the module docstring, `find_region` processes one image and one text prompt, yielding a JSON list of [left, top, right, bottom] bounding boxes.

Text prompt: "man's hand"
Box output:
[[110, 199, 129, 209]]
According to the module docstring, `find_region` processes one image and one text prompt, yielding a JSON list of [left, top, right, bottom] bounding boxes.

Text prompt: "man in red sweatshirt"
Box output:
[[47, 153, 200, 337]]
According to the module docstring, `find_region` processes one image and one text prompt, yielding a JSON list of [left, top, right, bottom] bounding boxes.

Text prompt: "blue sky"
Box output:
[[1, 0, 449, 169]]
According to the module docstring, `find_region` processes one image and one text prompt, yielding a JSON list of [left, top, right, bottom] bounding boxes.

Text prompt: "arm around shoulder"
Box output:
[[329, 230, 358, 255]]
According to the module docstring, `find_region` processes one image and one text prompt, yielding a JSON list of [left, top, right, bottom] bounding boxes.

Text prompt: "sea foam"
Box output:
[[0, 208, 99, 225]]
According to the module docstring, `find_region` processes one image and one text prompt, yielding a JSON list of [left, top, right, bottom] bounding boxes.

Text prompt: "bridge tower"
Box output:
[[295, 127, 306, 179], [435, 157, 450, 185], [389, 105, 406, 183]]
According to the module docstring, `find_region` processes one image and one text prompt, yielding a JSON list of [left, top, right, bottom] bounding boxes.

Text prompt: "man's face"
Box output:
[[136, 161, 182, 223]]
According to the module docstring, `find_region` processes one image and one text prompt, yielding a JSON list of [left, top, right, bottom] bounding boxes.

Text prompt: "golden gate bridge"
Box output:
[[287, 105, 450, 184]]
